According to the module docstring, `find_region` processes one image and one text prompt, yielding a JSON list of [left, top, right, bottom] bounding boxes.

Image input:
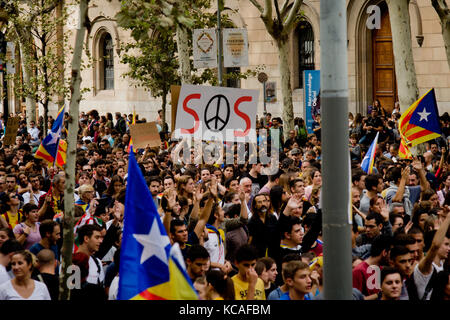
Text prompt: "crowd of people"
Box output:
[[0, 101, 449, 301]]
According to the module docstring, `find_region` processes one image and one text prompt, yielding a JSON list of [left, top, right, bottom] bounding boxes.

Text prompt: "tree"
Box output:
[[385, 0, 419, 112], [5, 0, 69, 132], [248, 0, 303, 138], [116, 0, 227, 129], [432, 0, 450, 70], [60, 0, 90, 300]]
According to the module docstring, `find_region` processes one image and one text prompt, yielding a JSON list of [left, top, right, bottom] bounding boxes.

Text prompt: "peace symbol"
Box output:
[[204, 95, 231, 131]]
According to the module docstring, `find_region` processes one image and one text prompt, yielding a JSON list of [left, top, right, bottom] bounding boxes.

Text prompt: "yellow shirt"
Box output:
[[232, 275, 266, 300]]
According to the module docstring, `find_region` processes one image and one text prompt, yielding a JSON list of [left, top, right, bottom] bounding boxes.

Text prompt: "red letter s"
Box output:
[[181, 94, 201, 134], [234, 96, 252, 137]]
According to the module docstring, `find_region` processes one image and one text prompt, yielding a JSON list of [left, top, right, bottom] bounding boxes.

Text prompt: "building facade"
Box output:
[[57, 0, 450, 127]]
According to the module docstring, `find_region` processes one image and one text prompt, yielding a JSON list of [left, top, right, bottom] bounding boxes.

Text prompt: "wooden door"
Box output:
[[372, 5, 398, 114]]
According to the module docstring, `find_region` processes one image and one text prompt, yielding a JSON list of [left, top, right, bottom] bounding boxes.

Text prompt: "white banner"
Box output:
[[223, 28, 249, 68], [174, 84, 258, 143], [193, 29, 218, 69]]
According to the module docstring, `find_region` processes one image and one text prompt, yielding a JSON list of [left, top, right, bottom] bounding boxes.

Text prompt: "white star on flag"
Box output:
[[417, 108, 431, 122], [47, 128, 61, 145], [133, 218, 170, 265]]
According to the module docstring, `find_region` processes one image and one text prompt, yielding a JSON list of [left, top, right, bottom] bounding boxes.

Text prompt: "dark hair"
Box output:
[[105, 175, 124, 196], [147, 176, 162, 187], [258, 257, 276, 271], [206, 269, 235, 300], [370, 234, 392, 257], [77, 224, 102, 244], [430, 270, 450, 300], [224, 203, 241, 219], [366, 211, 384, 226], [22, 203, 38, 217], [39, 220, 58, 239], [389, 245, 410, 261], [365, 173, 382, 191], [289, 178, 303, 191], [224, 177, 239, 189], [235, 244, 258, 263], [186, 244, 210, 262], [393, 233, 416, 247], [280, 216, 302, 240], [0, 239, 23, 255], [282, 253, 302, 264], [0, 227, 15, 244], [270, 185, 284, 214], [380, 266, 401, 285], [170, 219, 186, 235]]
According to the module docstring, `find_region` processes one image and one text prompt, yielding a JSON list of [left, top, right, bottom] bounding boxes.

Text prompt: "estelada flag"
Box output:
[[118, 148, 198, 300], [35, 106, 65, 165], [398, 136, 412, 160], [398, 88, 442, 147], [55, 140, 67, 169], [361, 132, 379, 174]]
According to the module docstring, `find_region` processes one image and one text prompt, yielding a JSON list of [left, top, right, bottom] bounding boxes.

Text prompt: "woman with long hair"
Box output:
[[0, 250, 51, 300], [304, 168, 322, 201], [205, 269, 235, 300]]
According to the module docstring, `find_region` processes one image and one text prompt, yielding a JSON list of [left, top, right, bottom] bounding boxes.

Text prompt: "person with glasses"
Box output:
[[22, 174, 45, 206], [0, 193, 22, 230]]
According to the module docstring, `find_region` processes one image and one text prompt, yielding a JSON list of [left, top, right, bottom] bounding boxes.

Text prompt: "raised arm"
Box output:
[[418, 212, 450, 275], [412, 157, 430, 191], [392, 166, 410, 203]]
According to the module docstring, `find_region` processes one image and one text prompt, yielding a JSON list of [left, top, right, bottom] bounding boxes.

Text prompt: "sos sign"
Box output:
[[174, 84, 258, 142]]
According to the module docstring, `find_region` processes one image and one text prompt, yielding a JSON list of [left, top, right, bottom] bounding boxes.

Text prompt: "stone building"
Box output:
[[56, 0, 450, 126]]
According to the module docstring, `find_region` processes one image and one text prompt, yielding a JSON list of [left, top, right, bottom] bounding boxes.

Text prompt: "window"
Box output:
[[226, 67, 241, 88], [101, 33, 114, 90], [297, 21, 314, 89]]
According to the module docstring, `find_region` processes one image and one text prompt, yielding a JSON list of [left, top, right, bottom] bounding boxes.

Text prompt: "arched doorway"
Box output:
[[371, 2, 397, 114]]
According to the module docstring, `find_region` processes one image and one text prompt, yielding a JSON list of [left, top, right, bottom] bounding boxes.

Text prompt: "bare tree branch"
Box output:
[[274, 0, 282, 24], [432, 0, 450, 19], [283, 0, 302, 30], [248, 0, 264, 14]]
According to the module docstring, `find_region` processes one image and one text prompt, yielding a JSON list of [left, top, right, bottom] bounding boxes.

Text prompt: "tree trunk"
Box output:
[[432, 0, 450, 70], [176, 24, 191, 84], [16, 31, 36, 125], [59, 0, 89, 301], [277, 39, 294, 138], [386, 0, 419, 112]]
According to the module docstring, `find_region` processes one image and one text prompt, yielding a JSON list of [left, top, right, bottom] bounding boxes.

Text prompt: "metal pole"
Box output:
[[320, 0, 353, 300], [217, 0, 223, 86], [263, 82, 267, 127]]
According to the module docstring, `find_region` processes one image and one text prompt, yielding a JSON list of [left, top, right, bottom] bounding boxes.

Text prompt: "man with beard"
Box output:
[[247, 193, 279, 259]]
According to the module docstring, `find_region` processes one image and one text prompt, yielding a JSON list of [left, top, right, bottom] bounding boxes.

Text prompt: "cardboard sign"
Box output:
[[174, 84, 258, 142], [129, 122, 161, 149], [3, 117, 20, 146]]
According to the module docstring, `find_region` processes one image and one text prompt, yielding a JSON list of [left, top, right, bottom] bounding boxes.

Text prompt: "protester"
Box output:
[[0, 105, 448, 301]]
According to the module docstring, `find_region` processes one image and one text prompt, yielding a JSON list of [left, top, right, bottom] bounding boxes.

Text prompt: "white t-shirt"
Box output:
[[86, 256, 105, 285], [0, 265, 11, 285], [0, 280, 51, 300], [203, 231, 225, 266], [22, 191, 46, 205], [108, 276, 119, 300], [413, 263, 435, 300]]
